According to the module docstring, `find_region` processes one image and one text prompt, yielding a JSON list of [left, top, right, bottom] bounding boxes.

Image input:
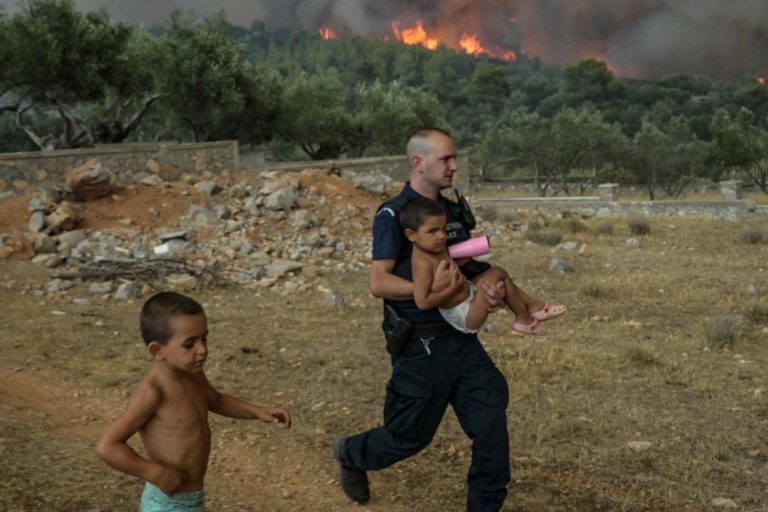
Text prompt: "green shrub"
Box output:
[[564, 218, 588, 233], [595, 221, 614, 236], [625, 346, 658, 366], [500, 211, 520, 224], [527, 230, 562, 246], [703, 315, 743, 349], [477, 205, 498, 222], [740, 229, 765, 245], [627, 215, 651, 236], [744, 303, 768, 324], [580, 283, 609, 299]]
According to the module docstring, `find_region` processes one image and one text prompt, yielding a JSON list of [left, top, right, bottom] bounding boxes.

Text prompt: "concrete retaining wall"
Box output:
[[0, 141, 239, 194]]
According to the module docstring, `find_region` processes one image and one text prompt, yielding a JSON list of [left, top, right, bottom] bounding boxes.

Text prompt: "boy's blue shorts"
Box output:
[[141, 482, 205, 512]]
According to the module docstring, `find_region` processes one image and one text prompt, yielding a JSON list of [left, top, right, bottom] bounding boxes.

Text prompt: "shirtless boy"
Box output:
[[402, 196, 566, 334], [96, 291, 291, 511]]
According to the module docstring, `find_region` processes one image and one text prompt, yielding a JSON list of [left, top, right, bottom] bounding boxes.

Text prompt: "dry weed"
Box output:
[[744, 302, 768, 324], [703, 315, 743, 349], [595, 221, 614, 236], [526, 230, 562, 246], [627, 214, 651, 235], [740, 228, 765, 245]]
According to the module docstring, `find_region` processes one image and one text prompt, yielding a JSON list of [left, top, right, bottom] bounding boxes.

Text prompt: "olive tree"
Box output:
[[159, 11, 282, 143], [0, 0, 161, 149]]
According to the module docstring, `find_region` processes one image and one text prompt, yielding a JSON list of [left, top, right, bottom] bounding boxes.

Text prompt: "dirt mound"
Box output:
[[0, 167, 396, 294], [0, 168, 385, 236]]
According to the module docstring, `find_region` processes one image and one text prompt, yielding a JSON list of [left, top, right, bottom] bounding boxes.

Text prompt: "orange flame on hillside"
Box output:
[[459, 34, 484, 55], [459, 34, 516, 61], [391, 21, 439, 50], [757, 76, 766, 86], [391, 20, 515, 61], [318, 26, 338, 40]]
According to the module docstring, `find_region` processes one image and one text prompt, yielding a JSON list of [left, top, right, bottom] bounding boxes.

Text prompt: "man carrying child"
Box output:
[[332, 128, 565, 511]]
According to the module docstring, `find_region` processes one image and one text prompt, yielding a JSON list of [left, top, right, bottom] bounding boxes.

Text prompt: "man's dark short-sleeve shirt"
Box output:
[[372, 183, 472, 323]]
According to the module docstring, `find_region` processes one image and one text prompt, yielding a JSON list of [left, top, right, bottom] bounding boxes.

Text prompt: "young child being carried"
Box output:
[[402, 196, 567, 335], [96, 291, 292, 512]]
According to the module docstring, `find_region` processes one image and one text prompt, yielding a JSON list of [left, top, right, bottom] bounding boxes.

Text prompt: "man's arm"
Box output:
[[96, 381, 184, 494], [207, 376, 291, 428], [369, 258, 413, 300]]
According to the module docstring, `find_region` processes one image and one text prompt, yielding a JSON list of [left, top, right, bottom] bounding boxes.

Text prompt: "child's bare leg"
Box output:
[[508, 279, 546, 317], [473, 267, 538, 325], [465, 278, 505, 331], [470, 268, 545, 335]]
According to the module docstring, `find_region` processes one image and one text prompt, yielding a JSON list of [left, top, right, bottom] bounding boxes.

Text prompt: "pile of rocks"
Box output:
[[0, 160, 596, 303], [0, 163, 397, 300]]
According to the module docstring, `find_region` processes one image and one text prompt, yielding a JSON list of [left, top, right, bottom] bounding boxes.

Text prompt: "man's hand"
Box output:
[[479, 280, 505, 311], [431, 259, 462, 292]]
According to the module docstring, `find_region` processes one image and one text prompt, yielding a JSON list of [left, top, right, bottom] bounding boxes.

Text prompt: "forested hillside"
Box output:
[[2, 0, 768, 196]]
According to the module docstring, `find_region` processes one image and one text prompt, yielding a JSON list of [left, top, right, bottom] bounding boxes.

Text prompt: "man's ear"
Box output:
[[404, 228, 417, 242], [410, 154, 423, 173], [148, 341, 164, 360]]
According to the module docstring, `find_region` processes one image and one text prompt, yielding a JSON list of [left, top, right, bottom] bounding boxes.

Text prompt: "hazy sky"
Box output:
[[2, 0, 767, 79]]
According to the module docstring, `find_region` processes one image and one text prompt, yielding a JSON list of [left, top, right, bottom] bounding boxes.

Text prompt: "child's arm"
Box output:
[[206, 376, 291, 428], [96, 381, 184, 494], [412, 253, 465, 310]]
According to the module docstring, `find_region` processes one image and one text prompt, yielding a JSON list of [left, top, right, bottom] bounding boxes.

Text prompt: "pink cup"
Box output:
[[448, 235, 490, 259]]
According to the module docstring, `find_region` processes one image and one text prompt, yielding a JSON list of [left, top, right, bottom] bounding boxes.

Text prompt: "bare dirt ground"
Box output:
[[2, 176, 768, 511]]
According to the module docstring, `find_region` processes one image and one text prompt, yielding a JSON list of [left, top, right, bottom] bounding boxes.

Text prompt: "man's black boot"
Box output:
[[332, 436, 370, 504]]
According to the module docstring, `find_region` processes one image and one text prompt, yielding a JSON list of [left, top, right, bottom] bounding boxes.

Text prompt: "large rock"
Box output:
[[195, 180, 222, 196], [30, 232, 57, 254], [186, 205, 221, 231], [45, 201, 79, 234], [28, 210, 46, 232], [264, 187, 298, 211], [57, 229, 87, 249], [0, 233, 35, 260], [346, 173, 391, 194], [65, 159, 115, 201], [265, 259, 303, 277]]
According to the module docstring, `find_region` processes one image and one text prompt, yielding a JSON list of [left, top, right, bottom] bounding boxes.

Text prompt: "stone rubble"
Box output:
[[0, 167, 411, 299]]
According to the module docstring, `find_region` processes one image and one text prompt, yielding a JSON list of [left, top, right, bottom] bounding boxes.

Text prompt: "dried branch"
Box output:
[[54, 257, 244, 288]]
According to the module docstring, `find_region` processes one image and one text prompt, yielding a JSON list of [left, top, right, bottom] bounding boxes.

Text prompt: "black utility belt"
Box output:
[[383, 305, 458, 356], [410, 323, 457, 339]]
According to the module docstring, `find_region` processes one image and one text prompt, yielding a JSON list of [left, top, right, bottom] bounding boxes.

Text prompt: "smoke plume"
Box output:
[[2, 0, 766, 79]]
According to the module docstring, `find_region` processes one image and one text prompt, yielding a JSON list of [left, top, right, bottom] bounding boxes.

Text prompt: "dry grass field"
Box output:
[[1, 201, 768, 511], [477, 185, 768, 205]]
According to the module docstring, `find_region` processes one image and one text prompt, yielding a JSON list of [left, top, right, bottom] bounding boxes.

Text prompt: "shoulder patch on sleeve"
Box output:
[[377, 207, 396, 217]]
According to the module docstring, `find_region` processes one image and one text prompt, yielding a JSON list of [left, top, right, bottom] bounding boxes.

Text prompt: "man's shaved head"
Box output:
[[406, 128, 452, 160]]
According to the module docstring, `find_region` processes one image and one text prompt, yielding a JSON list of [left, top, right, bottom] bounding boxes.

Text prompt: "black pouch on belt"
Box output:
[[382, 304, 413, 356]]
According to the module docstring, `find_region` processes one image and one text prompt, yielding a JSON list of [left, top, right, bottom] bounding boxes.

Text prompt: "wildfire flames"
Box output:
[[319, 19, 516, 61], [318, 26, 337, 40], [391, 20, 516, 61], [757, 76, 766, 86], [456, 34, 516, 61], [391, 21, 439, 50]]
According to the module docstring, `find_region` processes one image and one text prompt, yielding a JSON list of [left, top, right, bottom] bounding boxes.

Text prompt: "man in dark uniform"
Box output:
[[333, 128, 511, 512]]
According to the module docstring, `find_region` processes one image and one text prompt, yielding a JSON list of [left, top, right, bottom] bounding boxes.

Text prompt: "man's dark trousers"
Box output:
[[341, 332, 510, 512]]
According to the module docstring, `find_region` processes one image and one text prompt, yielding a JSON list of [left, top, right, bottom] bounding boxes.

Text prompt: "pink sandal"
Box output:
[[532, 302, 568, 322], [513, 318, 546, 335]]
